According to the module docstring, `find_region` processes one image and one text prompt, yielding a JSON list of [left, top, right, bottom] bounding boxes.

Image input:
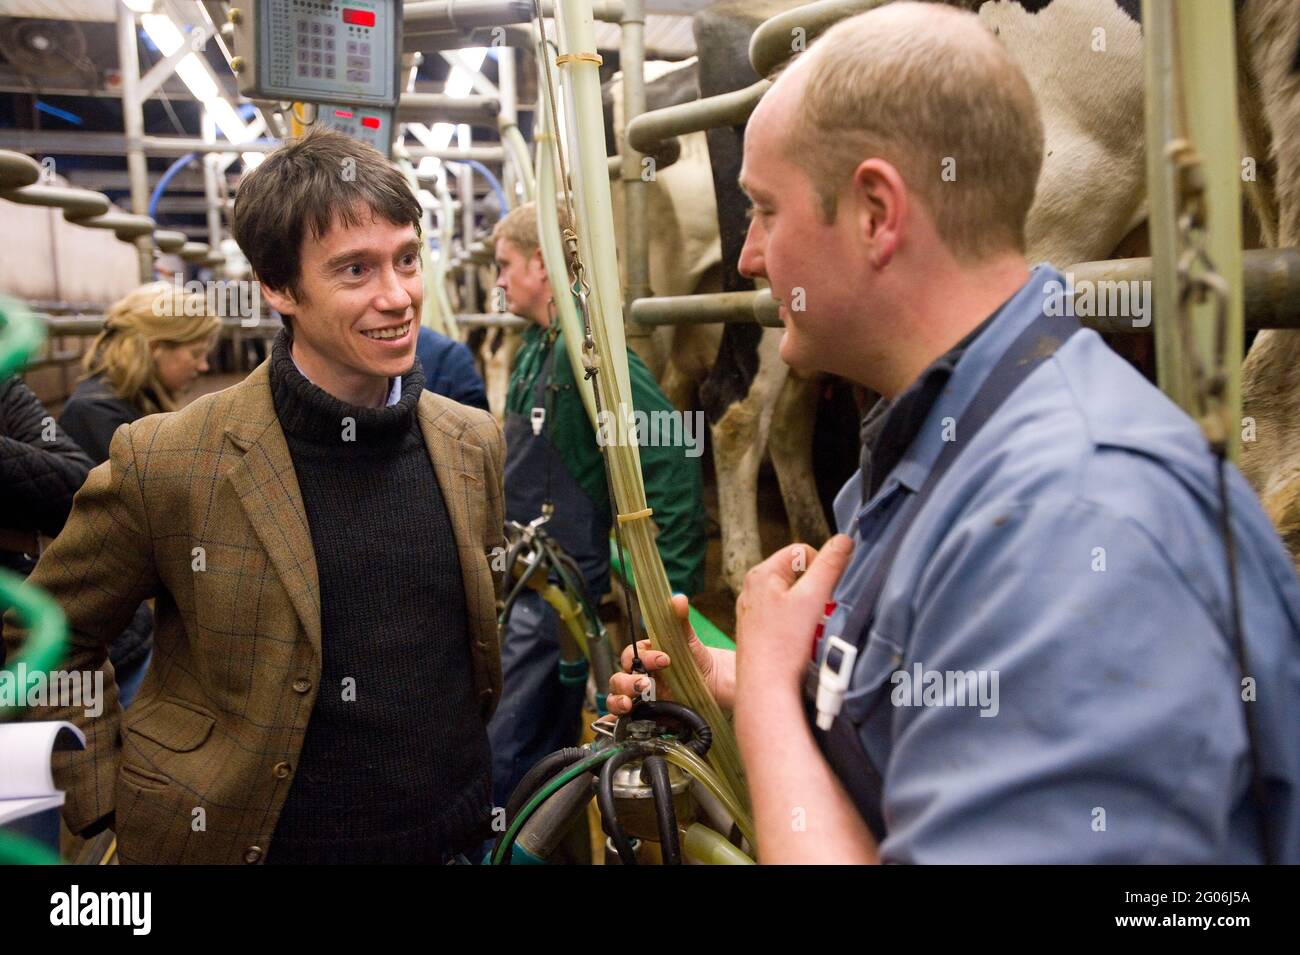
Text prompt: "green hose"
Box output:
[[0, 830, 62, 866], [0, 294, 71, 864], [683, 823, 754, 865], [0, 294, 44, 381], [491, 745, 625, 865], [0, 568, 69, 712]]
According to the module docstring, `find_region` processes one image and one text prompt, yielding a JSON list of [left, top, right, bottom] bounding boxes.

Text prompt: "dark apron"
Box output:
[[489, 336, 611, 807], [804, 310, 1082, 838]]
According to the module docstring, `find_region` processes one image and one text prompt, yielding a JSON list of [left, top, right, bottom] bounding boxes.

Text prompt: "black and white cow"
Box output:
[[606, 0, 1300, 589]]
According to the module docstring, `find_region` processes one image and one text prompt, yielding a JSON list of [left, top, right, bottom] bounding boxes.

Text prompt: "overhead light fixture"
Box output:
[[139, 13, 263, 168], [121, 0, 157, 13]]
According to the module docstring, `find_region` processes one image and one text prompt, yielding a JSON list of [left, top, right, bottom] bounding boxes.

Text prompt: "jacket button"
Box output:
[[244, 846, 262, 863], [292, 677, 311, 694], [273, 761, 292, 779]]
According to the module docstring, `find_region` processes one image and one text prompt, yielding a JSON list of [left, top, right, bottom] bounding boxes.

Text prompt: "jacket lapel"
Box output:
[[416, 397, 490, 643], [223, 362, 322, 659]]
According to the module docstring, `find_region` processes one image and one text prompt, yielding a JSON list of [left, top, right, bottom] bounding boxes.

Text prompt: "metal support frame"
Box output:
[[626, 80, 770, 157], [397, 92, 502, 124], [1142, 0, 1244, 458], [748, 0, 882, 78], [627, 252, 1300, 332], [458, 125, 479, 309], [620, 0, 653, 362], [0, 130, 504, 162], [116, 1, 154, 283], [137, 23, 214, 101], [405, 0, 625, 34]]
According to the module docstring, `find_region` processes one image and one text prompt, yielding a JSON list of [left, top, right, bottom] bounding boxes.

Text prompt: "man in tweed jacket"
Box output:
[[3, 128, 505, 864]]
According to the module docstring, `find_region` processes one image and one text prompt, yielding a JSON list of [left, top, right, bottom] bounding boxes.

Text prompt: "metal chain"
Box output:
[[531, 0, 648, 678], [1167, 138, 1232, 453]]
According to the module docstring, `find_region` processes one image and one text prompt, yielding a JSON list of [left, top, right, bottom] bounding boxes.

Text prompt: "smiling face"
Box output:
[[261, 206, 422, 407]]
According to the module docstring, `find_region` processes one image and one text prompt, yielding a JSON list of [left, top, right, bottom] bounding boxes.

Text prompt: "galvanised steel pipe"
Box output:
[[620, 0, 654, 365], [397, 92, 502, 124], [749, 0, 885, 78], [403, 24, 534, 52], [405, 0, 625, 32], [630, 289, 781, 327], [627, 252, 1300, 332], [77, 211, 158, 241], [0, 150, 40, 190], [1, 184, 111, 220], [625, 80, 770, 157], [454, 313, 529, 329]]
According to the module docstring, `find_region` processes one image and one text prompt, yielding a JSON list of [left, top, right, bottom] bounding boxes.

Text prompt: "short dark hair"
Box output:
[[231, 126, 421, 295]]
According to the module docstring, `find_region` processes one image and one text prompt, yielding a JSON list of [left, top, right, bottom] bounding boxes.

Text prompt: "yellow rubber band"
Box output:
[[555, 52, 603, 67], [617, 507, 653, 525]]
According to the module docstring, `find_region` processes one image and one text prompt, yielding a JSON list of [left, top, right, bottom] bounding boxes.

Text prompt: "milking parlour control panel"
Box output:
[[227, 0, 401, 110], [313, 103, 395, 157]]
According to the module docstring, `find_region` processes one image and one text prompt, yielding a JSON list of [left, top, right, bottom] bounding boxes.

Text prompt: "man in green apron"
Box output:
[[487, 202, 707, 809]]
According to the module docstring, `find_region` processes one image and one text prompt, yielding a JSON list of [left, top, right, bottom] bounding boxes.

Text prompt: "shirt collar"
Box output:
[[289, 349, 401, 408], [855, 263, 1063, 509]]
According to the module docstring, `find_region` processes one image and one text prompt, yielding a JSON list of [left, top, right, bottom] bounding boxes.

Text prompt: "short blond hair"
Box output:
[[491, 200, 575, 270], [786, 3, 1044, 262], [81, 282, 220, 413]]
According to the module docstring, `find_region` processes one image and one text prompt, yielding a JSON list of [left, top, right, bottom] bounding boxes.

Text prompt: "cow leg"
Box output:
[[1240, 0, 1300, 571], [483, 327, 522, 420], [768, 369, 831, 548], [711, 329, 788, 594]]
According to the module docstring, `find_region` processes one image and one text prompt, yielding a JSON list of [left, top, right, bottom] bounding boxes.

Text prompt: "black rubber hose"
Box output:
[[630, 699, 713, 756], [494, 746, 588, 860], [642, 755, 681, 866], [499, 548, 546, 625], [598, 745, 643, 865]]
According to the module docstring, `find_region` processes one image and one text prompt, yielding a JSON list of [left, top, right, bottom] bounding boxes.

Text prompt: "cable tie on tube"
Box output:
[[555, 52, 603, 67]]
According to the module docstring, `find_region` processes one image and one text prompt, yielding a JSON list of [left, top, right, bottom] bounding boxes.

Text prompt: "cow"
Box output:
[[612, 0, 1300, 587]]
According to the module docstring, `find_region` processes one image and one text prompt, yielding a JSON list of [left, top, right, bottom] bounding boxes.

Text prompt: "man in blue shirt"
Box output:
[[607, 2, 1300, 863], [416, 325, 489, 411]]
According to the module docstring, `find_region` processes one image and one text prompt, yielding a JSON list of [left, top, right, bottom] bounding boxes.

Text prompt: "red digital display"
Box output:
[[342, 8, 376, 27], [361, 116, 381, 129], [334, 109, 354, 119]]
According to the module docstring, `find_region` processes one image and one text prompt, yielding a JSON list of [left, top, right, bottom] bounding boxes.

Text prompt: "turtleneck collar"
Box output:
[[269, 327, 425, 446]]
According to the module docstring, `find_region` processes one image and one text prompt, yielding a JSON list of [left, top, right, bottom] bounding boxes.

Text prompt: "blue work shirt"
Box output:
[[820, 264, 1300, 863], [416, 326, 490, 412]]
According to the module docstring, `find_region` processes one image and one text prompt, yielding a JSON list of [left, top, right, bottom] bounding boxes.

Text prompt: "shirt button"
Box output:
[[292, 677, 311, 694], [244, 846, 263, 863], [273, 762, 292, 779]]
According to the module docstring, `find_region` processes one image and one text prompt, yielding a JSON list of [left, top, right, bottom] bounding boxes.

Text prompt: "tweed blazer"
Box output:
[[2, 361, 505, 864]]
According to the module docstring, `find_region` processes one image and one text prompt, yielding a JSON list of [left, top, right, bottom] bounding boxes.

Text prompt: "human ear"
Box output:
[[851, 158, 906, 270], [259, 280, 298, 317]]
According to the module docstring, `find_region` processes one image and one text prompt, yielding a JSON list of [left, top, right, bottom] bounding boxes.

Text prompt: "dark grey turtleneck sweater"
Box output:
[[265, 330, 491, 864]]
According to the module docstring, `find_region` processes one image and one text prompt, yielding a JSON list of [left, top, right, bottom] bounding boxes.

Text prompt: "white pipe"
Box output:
[[555, 0, 637, 461], [434, 174, 461, 338], [534, 62, 597, 425]]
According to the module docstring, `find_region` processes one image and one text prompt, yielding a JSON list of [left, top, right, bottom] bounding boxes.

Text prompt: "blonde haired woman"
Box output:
[[60, 281, 220, 464], [57, 281, 219, 707]]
